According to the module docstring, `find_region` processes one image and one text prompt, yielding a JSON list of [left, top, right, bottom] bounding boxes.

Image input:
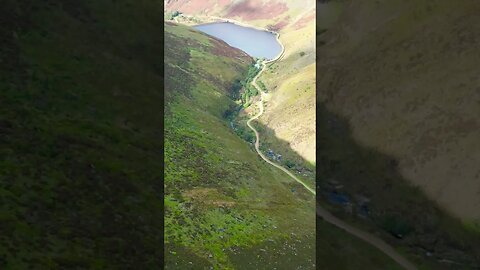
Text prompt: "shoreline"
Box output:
[[169, 14, 285, 61], [246, 33, 417, 270], [166, 12, 416, 270], [206, 14, 416, 270]]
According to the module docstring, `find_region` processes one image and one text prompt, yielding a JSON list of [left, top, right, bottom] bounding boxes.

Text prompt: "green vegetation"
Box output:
[[165, 10, 181, 20], [232, 123, 256, 143], [164, 1, 433, 268], [166, 194, 275, 268], [164, 23, 315, 269], [285, 160, 295, 169], [257, 80, 267, 92], [0, 0, 164, 268], [238, 63, 261, 106], [223, 63, 262, 144], [381, 215, 414, 238], [229, 79, 243, 99]]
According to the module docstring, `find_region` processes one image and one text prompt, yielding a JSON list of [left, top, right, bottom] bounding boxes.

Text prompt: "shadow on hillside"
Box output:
[[227, 114, 318, 268], [232, 99, 477, 267], [314, 101, 480, 268], [251, 121, 315, 180], [228, 114, 316, 200]]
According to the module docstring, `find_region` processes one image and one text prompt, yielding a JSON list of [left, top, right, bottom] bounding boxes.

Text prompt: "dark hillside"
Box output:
[[317, 0, 480, 268], [1, 0, 164, 268], [318, 0, 480, 223]]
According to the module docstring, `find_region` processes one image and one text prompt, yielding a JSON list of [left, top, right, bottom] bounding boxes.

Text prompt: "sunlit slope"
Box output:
[[261, 16, 316, 164], [164, 22, 316, 270], [166, 0, 317, 166], [165, 0, 315, 31], [317, 0, 480, 223], [164, 20, 405, 270]]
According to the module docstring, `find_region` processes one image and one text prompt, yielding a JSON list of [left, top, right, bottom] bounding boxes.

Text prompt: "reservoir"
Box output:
[[194, 22, 282, 60]]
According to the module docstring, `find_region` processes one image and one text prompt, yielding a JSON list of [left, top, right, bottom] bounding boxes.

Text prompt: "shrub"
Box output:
[[285, 160, 295, 168], [381, 215, 414, 238], [257, 81, 267, 92]]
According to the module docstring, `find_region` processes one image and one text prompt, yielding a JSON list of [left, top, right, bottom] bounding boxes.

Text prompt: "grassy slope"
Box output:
[[0, 0, 164, 268], [165, 0, 317, 165], [260, 20, 316, 166], [317, 0, 480, 268], [164, 22, 406, 270], [167, 2, 412, 269], [318, 0, 480, 223], [164, 1, 415, 269], [164, 23, 316, 269]]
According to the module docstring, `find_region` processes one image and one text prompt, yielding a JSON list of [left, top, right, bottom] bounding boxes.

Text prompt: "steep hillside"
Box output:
[[317, 0, 480, 268], [318, 0, 480, 226], [165, 0, 315, 31], [164, 22, 316, 269], [165, 0, 317, 167], [164, 22, 408, 269], [0, 0, 164, 268], [260, 15, 316, 165]]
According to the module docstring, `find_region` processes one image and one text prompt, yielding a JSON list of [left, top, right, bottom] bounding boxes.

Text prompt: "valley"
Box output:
[[167, 0, 480, 269], [164, 22, 316, 269], [3, 0, 478, 269], [164, 1, 409, 269]]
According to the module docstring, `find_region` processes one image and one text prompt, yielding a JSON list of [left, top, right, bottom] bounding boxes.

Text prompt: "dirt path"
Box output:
[[315, 207, 417, 270], [245, 34, 417, 270], [246, 51, 314, 195]]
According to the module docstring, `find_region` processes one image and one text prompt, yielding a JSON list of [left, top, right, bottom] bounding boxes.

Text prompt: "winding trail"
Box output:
[[245, 34, 417, 270], [246, 51, 315, 196]]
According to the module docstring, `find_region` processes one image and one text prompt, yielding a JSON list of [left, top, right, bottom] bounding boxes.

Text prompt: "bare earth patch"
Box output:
[[183, 187, 236, 208], [226, 0, 288, 21], [294, 11, 315, 30], [165, 0, 227, 14], [268, 16, 290, 32]]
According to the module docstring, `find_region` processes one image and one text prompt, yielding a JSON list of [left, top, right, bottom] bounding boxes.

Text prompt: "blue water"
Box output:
[[194, 22, 282, 60]]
